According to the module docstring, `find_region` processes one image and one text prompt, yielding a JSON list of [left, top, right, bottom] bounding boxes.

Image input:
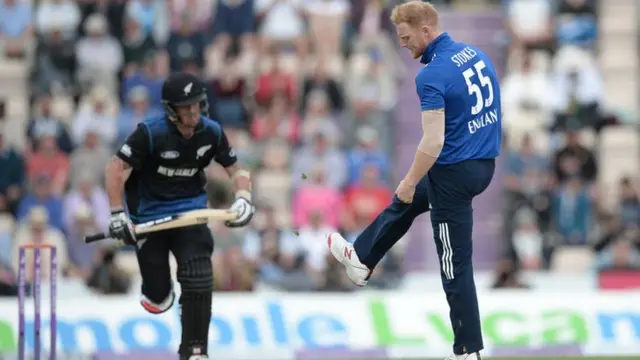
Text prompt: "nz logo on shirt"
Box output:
[[196, 145, 212, 159]]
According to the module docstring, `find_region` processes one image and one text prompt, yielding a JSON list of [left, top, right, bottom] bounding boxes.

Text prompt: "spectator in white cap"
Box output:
[[35, 0, 81, 40], [13, 206, 69, 282], [76, 13, 123, 93], [72, 85, 118, 147], [549, 45, 603, 131]]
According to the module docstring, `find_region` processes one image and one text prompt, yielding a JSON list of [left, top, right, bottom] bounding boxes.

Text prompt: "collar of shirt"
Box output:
[[420, 32, 453, 65], [165, 116, 206, 135]]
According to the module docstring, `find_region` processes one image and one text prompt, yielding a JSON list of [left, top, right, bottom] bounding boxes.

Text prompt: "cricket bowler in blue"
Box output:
[[327, 2, 501, 360]]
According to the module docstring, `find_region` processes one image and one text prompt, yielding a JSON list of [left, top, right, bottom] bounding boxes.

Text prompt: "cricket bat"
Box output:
[[84, 209, 239, 243]]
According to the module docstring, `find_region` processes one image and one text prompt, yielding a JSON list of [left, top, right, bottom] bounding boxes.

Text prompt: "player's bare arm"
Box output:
[[211, 126, 256, 228], [224, 163, 252, 201], [221, 162, 255, 228], [396, 109, 445, 203], [406, 108, 445, 184], [105, 156, 133, 211]]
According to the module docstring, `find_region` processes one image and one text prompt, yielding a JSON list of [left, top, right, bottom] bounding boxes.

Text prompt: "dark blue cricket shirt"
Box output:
[[117, 115, 237, 223], [416, 32, 502, 165]]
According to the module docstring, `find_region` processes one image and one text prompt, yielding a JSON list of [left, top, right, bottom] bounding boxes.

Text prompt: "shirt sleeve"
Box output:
[[116, 123, 150, 170], [214, 129, 238, 168], [417, 68, 446, 111]]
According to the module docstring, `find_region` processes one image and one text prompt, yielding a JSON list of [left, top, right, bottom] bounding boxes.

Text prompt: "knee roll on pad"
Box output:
[[177, 256, 214, 292]]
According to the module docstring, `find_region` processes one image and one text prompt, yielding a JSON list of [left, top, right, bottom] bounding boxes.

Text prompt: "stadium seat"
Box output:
[[0, 58, 28, 83], [0, 214, 14, 233], [600, 0, 637, 35], [6, 95, 28, 119], [603, 70, 639, 113], [51, 95, 77, 125], [600, 126, 640, 156], [550, 246, 595, 273], [597, 126, 639, 210], [599, 35, 637, 71], [599, 0, 639, 114], [2, 95, 29, 149]]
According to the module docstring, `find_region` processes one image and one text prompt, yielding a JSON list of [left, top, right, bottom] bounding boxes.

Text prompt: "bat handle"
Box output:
[[85, 233, 108, 243]]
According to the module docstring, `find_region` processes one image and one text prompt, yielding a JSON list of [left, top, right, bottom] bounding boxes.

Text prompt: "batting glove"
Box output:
[[108, 210, 137, 246], [225, 197, 255, 228]]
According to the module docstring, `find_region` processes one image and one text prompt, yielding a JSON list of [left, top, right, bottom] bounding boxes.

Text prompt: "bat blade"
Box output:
[[84, 208, 239, 243], [134, 209, 239, 234]]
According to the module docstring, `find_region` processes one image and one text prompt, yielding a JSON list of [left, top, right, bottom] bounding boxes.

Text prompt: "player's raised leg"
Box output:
[[328, 182, 430, 286], [136, 232, 176, 314], [170, 225, 215, 360]]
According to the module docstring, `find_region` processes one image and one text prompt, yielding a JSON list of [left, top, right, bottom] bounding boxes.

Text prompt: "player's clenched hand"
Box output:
[[108, 211, 137, 246], [225, 197, 255, 228], [395, 179, 416, 204]]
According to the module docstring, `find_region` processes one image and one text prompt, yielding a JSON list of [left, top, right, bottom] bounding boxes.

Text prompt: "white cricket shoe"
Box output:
[[185, 345, 207, 359], [327, 233, 371, 286], [444, 352, 481, 360]]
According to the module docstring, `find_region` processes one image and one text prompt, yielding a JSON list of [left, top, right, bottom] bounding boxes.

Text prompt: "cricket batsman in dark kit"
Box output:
[[327, 2, 501, 360], [104, 72, 255, 359]]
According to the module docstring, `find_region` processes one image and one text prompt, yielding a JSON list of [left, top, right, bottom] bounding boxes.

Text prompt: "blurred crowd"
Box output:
[[496, 0, 640, 288], [0, 0, 638, 297], [0, 0, 411, 295]]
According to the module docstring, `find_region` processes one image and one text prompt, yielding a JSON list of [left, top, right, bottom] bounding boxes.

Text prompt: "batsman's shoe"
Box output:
[[186, 345, 208, 360], [445, 352, 481, 360], [140, 290, 175, 314], [327, 232, 371, 286]]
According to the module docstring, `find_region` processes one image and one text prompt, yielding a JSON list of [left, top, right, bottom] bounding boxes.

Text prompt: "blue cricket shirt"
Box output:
[[416, 32, 502, 165]]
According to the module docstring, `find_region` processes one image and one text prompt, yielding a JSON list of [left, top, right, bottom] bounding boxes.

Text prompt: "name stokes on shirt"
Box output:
[[450, 46, 478, 68]]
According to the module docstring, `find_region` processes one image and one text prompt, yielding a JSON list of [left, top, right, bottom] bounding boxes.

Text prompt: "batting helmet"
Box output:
[[161, 72, 209, 122]]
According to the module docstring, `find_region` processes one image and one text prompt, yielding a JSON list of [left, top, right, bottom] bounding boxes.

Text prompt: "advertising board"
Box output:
[[1, 292, 639, 356]]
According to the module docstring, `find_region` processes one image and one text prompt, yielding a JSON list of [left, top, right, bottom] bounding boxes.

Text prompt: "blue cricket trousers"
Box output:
[[353, 158, 495, 355]]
